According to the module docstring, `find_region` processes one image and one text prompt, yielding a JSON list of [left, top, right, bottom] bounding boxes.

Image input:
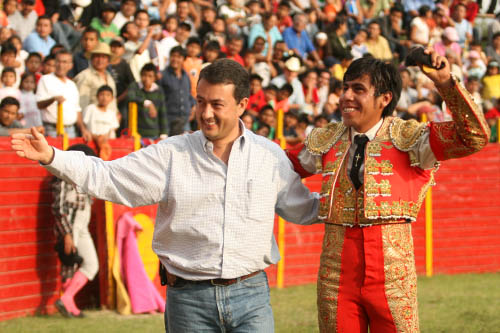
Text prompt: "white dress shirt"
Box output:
[[45, 125, 319, 280]]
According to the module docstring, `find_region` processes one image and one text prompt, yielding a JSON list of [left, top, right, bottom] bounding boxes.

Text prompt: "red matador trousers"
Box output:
[[317, 223, 419, 333]]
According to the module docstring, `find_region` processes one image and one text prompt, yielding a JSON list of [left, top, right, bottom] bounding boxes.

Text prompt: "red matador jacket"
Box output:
[[288, 76, 490, 226]]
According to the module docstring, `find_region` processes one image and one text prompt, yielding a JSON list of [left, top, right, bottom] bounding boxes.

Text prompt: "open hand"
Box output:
[[11, 127, 54, 164]]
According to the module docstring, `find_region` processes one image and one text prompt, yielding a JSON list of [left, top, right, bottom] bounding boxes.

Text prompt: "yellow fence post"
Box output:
[[420, 113, 433, 277], [56, 102, 68, 150], [276, 109, 286, 288], [497, 119, 500, 143], [104, 201, 115, 308], [128, 102, 141, 151]]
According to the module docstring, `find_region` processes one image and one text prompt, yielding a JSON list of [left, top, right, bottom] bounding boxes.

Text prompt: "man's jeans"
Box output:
[[165, 271, 274, 332]]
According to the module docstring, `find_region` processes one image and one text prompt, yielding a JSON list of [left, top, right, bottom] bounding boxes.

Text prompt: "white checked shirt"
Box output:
[[45, 125, 319, 280]]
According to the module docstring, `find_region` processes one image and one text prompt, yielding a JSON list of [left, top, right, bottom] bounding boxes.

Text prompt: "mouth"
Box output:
[[202, 119, 217, 128], [342, 107, 358, 114]]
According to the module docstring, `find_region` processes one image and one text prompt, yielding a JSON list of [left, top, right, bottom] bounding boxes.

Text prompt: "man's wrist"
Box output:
[[40, 146, 55, 165]]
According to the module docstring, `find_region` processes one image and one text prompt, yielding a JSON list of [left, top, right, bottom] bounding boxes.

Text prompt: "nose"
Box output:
[[341, 87, 354, 101], [198, 103, 214, 119]]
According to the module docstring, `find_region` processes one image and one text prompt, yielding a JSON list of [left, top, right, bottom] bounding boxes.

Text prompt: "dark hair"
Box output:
[[67, 144, 97, 156], [259, 104, 274, 114], [0, 96, 19, 109], [178, 22, 192, 31], [280, 83, 294, 96], [298, 113, 310, 124], [20, 72, 36, 91], [228, 34, 244, 43], [278, 1, 291, 9], [150, 19, 162, 26], [418, 5, 431, 17], [21, 0, 35, 5], [186, 36, 202, 46], [6, 35, 21, 46], [264, 84, 278, 92], [170, 45, 186, 57], [97, 84, 113, 96], [0, 43, 16, 56], [344, 55, 401, 117], [493, 32, 500, 41], [1, 66, 15, 76], [27, 52, 42, 61], [198, 59, 250, 102], [256, 122, 270, 132], [43, 54, 56, 64], [134, 9, 148, 19], [390, 3, 404, 14], [82, 27, 99, 38], [250, 74, 263, 82], [120, 22, 133, 38], [36, 15, 52, 25], [332, 16, 347, 31], [49, 44, 65, 56], [204, 40, 221, 51], [140, 62, 157, 74]]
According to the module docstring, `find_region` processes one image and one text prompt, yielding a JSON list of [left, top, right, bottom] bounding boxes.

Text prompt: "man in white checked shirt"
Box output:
[[11, 59, 319, 332]]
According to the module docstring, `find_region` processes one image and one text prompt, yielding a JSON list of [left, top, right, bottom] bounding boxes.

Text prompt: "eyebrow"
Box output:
[[196, 96, 225, 103]]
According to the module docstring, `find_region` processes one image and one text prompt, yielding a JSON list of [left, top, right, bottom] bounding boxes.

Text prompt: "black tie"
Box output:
[[350, 135, 369, 190]]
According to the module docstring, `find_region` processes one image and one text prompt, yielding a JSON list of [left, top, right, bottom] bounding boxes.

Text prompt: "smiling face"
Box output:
[[0, 103, 18, 126], [195, 79, 247, 144], [339, 74, 391, 133]]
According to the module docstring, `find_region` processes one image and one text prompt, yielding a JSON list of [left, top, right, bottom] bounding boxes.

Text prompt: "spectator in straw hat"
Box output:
[[74, 42, 117, 120], [271, 56, 306, 112]]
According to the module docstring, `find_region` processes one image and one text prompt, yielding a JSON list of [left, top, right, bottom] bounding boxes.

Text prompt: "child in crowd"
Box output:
[[276, 1, 292, 32], [25, 52, 42, 82], [18, 72, 42, 128], [83, 85, 120, 160], [253, 105, 276, 139], [275, 83, 293, 113], [350, 29, 368, 60], [52, 144, 99, 318], [246, 0, 262, 27], [0, 96, 43, 135], [0, 44, 21, 85], [7, 35, 28, 74], [241, 111, 254, 130], [263, 84, 278, 109], [247, 74, 266, 116], [201, 40, 221, 69], [255, 122, 271, 138], [134, 9, 150, 41], [183, 37, 203, 98], [0, 67, 20, 101], [205, 17, 227, 51], [90, 3, 119, 44], [41, 55, 56, 75], [127, 63, 167, 140], [465, 51, 486, 79], [121, 21, 152, 81], [163, 15, 178, 38], [283, 110, 300, 144]]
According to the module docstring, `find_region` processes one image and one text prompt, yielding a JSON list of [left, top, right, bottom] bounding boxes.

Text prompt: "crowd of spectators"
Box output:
[[1, 0, 500, 152]]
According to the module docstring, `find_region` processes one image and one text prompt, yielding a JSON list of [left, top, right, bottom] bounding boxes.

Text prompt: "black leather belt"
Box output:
[[167, 270, 262, 287]]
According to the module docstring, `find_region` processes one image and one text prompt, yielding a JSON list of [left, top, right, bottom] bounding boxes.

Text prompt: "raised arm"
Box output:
[[11, 128, 169, 207], [422, 50, 490, 160]]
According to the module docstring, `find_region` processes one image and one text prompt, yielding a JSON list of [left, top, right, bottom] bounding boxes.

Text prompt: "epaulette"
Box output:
[[389, 117, 428, 152], [305, 122, 347, 155]]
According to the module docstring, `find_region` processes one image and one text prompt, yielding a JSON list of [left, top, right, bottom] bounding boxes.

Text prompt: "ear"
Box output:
[[379, 91, 393, 109], [237, 97, 248, 116]]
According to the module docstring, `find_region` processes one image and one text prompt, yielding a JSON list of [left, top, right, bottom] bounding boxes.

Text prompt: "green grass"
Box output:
[[1, 273, 499, 332]]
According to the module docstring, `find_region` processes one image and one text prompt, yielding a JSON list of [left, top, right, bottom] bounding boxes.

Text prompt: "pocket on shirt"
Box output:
[[246, 178, 277, 221]]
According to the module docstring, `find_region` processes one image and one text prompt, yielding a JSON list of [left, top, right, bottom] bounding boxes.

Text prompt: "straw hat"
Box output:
[[91, 42, 112, 56], [284, 56, 301, 72]]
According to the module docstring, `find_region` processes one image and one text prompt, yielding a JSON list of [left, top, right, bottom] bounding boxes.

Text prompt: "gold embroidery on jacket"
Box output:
[[382, 224, 419, 333], [389, 118, 428, 152], [306, 122, 347, 155]]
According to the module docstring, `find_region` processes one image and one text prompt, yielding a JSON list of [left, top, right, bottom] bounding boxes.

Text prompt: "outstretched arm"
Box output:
[[11, 128, 169, 207], [422, 50, 490, 160]]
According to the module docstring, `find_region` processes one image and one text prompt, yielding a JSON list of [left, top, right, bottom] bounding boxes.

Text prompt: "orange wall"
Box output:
[[0, 137, 499, 320]]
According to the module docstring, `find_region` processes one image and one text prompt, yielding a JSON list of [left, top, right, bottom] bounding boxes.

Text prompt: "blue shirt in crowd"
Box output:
[[282, 27, 315, 59], [159, 66, 196, 118]]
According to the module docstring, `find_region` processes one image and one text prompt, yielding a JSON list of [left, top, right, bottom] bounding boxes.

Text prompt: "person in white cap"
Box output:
[[271, 56, 306, 113]]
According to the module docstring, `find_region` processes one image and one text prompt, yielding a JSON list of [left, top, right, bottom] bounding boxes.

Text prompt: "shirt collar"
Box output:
[[200, 120, 247, 153], [138, 81, 159, 92], [350, 118, 383, 142]]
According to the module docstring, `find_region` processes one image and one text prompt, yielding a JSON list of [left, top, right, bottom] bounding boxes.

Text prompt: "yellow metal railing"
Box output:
[[420, 113, 433, 277], [128, 102, 141, 151], [56, 102, 68, 150], [276, 108, 286, 288]]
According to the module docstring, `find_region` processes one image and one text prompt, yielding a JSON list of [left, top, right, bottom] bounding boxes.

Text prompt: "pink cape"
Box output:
[[116, 212, 165, 314]]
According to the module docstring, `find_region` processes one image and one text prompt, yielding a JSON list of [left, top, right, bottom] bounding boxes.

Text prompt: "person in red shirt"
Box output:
[[224, 35, 245, 66], [247, 74, 267, 116], [276, 1, 292, 33]]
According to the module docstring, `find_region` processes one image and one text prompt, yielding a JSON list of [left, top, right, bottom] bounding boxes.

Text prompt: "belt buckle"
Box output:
[[210, 278, 234, 287]]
